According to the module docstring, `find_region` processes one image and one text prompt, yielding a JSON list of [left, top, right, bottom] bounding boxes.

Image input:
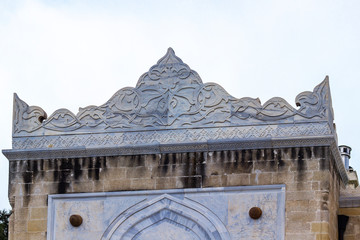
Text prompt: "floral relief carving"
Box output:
[[13, 48, 334, 136]]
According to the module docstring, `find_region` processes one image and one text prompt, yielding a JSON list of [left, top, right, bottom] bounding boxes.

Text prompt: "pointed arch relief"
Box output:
[[101, 194, 231, 240]]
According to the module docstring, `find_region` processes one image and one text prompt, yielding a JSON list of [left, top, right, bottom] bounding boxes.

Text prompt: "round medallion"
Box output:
[[69, 214, 83, 227], [249, 207, 262, 219]]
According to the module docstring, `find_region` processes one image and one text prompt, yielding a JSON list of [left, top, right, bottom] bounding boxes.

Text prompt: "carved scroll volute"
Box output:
[[13, 93, 47, 135], [295, 76, 334, 122]]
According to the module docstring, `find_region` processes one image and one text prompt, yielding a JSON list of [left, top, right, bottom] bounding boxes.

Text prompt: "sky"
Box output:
[[1, 0, 360, 210]]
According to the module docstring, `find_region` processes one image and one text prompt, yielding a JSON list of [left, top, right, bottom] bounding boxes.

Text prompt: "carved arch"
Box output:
[[101, 194, 231, 240]]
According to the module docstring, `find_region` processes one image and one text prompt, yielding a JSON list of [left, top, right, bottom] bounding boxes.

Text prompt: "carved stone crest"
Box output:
[[13, 48, 334, 138]]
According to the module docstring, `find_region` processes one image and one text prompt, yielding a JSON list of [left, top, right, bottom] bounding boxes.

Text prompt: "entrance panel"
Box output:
[[47, 185, 285, 240]]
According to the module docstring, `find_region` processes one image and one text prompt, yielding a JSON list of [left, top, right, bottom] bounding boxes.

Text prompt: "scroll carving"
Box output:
[[13, 48, 334, 136], [13, 94, 47, 134]]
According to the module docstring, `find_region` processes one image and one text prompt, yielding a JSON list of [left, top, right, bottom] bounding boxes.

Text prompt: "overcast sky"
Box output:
[[1, 0, 360, 210]]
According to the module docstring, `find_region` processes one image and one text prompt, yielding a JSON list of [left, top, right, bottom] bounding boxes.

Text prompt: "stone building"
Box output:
[[2, 48, 359, 239], [338, 146, 360, 240]]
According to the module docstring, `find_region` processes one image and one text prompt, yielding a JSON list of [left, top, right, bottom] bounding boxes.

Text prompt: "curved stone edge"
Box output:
[[101, 194, 230, 240], [2, 136, 348, 184]]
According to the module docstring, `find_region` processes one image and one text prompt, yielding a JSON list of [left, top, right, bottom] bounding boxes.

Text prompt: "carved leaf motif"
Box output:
[[295, 77, 330, 118], [148, 48, 191, 80], [43, 109, 81, 131], [107, 88, 140, 112]]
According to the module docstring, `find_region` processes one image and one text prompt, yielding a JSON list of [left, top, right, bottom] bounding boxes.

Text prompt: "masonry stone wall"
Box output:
[[341, 210, 360, 240], [7, 145, 341, 240], [339, 186, 360, 240]]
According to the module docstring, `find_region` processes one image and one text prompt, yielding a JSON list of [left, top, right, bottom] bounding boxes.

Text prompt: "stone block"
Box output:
[[287, 211, 316, 223], [223, 161, 253, 174], [312, 181, 320, 190], [226, 174, 250, 186], [41, 171, 57, 183], [316, 233, 330, 240], [311, 222, 329, 233], [29, 232, 47, 240], [130, 178, 156, 190], [126, 166, 151, 178], [273, 172, 295, 184], [285, 233, 316, 240], [12, 232, 29, 240], [30, 208, 47, 220], [39, 183, 63, 195], [153, 164, 187, 178], [204, 163, 226, 176], [27, 195, 47, 208], [339, 208, 360, 216], [104, 156, 120, 168], [99, 167, 126, 179], [313, 171, 329, 181], [286, 221, 310, 233], [307, 160, 320, 171], [155, 177, 177, 189], [295, 171, 314, 182], [344, 236, 356, 240], [118, 155, 146, 168], [178, 176, 202, 188], [286, 200, 318, 212], [14, 207, 29, 221], [250, 172, 272, 185], [315, 210, 330, 222], [72, 181, 95, 193], [253, 160, 278, 173], [93, 181, 104, 192], [103, 179, 131, 191], [287, 191, 316, 201], [27, 220, 47, 232], [14, 220, 27, 232], [203, 175, 226, 187], [287, 182, 313, 191]]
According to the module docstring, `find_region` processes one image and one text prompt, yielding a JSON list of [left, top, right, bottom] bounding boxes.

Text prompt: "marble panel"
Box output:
[[47, 185, 285, 240]]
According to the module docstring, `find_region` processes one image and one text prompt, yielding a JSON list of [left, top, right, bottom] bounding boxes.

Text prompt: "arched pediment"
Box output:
[[101, 194, 230, 240], [132, 218, 200, 240]]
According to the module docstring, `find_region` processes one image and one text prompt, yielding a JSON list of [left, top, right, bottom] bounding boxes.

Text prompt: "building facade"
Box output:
[[3, 48, 357, 239]]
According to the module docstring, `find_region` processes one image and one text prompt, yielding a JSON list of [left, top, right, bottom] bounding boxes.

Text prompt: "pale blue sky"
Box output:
[[1, 0, 360, 209]]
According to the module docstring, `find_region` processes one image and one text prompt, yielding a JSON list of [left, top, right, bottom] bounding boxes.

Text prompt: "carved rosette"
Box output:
[[12, 48, 334, 138]]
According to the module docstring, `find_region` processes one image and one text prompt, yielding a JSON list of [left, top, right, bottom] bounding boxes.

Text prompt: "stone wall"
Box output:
[[340, 209, 360, 240], [8, 146, 341, 240], [339, 186, 360, 240]]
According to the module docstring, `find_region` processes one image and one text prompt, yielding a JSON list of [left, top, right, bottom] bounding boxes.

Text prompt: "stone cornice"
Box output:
[[3, 135, 349, 184]]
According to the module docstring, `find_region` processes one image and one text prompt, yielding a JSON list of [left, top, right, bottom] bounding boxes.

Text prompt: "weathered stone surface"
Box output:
[[5, 146, 343, 239], [47, 186, 285, 240]]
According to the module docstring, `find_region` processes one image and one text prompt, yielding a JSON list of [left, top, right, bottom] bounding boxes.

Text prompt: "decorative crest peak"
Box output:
[[157, 47, 183, 65], [138, 48, 196, 85]]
